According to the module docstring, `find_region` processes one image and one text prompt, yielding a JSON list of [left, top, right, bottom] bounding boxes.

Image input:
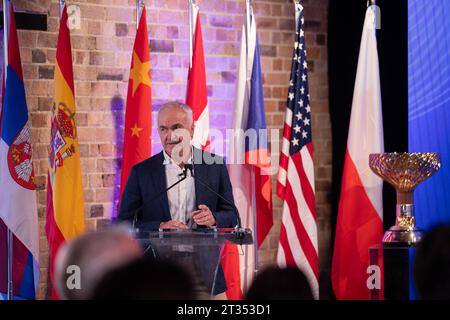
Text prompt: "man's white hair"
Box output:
[[157, 101, 193, 124]]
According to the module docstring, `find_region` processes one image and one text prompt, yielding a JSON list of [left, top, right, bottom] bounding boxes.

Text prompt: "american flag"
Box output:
[[276, 2, 318, 299]]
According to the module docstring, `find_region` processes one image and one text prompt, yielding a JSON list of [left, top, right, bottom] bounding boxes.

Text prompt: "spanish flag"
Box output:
[[46, 5, 85, 299], [119, 6, 152, 203]]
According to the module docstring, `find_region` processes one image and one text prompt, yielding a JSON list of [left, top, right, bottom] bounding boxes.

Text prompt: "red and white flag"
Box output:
[[186, 1, 210, 150], [276, 3, 318, 299], [331, 5, 384, 300]]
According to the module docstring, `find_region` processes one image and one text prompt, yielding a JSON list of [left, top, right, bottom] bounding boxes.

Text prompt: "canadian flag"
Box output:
[[186, 1, 210, 150], [331, 5, 384, 300]]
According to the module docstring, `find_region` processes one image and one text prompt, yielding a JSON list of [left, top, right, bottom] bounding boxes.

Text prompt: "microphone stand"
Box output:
[[184, 164, 246, 242], [132, 167, 189, 232]]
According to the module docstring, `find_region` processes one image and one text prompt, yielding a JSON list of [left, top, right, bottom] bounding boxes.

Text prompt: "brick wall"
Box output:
[[9, 0, 330, 299]]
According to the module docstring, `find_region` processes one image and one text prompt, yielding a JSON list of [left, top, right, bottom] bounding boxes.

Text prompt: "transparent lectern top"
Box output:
[[134, 228, 253, 247]]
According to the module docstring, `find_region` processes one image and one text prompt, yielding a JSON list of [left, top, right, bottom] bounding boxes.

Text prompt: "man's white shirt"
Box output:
[[163, 149, 196, 226]]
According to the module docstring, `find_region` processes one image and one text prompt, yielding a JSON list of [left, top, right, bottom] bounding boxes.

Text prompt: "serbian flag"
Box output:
[[0, 3, 40, 300], [228, 7, 273, 298], [0, 4, 39, 299], [332, 5, 384, 300], [118, 7, 152, 204], [46, 5, 85, 299], [186, 1, 210, 150]]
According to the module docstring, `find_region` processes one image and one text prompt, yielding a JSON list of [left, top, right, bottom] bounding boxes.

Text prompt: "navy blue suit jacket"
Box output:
[[117, 147, 238, 295]]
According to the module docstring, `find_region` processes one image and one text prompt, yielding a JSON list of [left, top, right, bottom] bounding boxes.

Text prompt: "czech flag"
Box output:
[[228, 7, 273, 298]]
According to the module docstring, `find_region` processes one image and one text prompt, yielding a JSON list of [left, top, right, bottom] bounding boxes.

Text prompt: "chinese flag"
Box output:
[[119, 7, 152, 202]]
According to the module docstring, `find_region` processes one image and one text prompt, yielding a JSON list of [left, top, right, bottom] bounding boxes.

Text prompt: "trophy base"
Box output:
[[382, 227, 424, 247]]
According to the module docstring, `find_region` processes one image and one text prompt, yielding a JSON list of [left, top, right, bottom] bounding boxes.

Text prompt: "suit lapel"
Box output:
[[151, 151, 170, 219], [193, 147, 207, 207]]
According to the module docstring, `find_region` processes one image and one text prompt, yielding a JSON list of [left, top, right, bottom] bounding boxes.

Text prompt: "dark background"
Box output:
[[325, 0, 408, 299]]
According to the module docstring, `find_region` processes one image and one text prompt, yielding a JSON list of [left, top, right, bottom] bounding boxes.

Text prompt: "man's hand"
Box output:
[[160, 220, 189, 229], [192, 204, 216, 227]]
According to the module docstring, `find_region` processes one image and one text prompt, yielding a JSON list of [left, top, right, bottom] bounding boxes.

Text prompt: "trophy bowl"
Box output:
[[369, 152, 441, 246]]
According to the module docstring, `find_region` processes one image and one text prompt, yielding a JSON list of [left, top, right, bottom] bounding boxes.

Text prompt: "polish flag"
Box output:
[[331, 5, 384, 300]]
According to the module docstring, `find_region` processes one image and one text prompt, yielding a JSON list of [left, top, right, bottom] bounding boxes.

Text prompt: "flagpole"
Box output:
[[250, 169, 259, 275], [3, 0, 13, 301], [136, 0, 144, 30], [294, 0, 301, 26], [59, 0, 65, 17], [6, 223, 13, 298], [244, 0, 260, 279], [188, 0, 194, 69], [245, 0, 251, 60]]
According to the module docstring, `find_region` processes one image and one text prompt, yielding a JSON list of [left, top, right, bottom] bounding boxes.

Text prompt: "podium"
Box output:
[[135, 228, 253, 298], [383, 246, 416, 300], [368, 244, 417, 300]]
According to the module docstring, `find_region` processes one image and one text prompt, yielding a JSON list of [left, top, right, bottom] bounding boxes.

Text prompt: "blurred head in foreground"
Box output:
[[90, 257, 195, 300], [245, 265, 314, 300], [414, 224, 450, 300], [54, 226, 142, 300]]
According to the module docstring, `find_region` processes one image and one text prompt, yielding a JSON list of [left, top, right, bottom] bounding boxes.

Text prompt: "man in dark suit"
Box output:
[[118, 101, 238, 297]]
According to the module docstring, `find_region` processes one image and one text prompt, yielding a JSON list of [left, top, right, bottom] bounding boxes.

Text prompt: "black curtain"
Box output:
[[326, 0, 408, 299]]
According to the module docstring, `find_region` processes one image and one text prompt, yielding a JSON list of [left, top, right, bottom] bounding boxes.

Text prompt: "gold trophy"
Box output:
[[369, 152, 441, 246]]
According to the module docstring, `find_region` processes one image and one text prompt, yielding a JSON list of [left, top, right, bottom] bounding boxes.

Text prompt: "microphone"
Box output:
[[184, 164, 245, 240], [130, 166, 189, 231]]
